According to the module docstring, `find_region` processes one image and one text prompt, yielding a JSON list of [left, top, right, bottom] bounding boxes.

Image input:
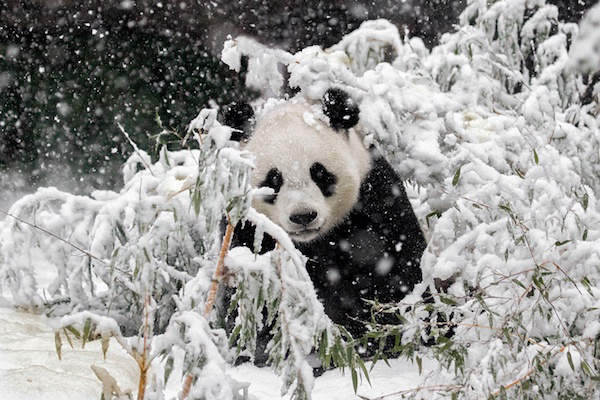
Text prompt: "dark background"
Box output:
[[0, 0, 594, 208]]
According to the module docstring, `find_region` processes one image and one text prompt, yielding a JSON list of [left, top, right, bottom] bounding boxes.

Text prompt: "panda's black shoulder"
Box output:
[[356, 154, 426, 253], [231, 219, 277, 254]]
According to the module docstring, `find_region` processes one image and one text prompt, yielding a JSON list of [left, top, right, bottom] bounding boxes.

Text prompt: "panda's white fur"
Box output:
[[243, 100, 371, 242]]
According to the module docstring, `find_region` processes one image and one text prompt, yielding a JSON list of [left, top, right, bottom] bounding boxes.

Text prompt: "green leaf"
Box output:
[[115, 222, 127, 245], [357, 357, 371, 386], [502, 327, 513, 346], [164, 356, 174, 385], [62, 328, 74, 348], [554, 240, 571, 247], [583, 229, 588, 241], [82, 318, 92, 348], [567, 351, 575, 371], [65, 325, 81, 340], [319, 330, 328, 360], [512, 279, 526, 290], [351, 367, 358, 393], [440, 296, 458, 306], [143, 247, 151, 262], [581, 360, 593, 375], [347, 345, 355, 368], [452, 166, 462, 186], [533, 149, 539, 164], [426, 211, 442, 228], [161, 146, 171, 167], [54, 331, 62, 360], [583, 193, 589, 211]]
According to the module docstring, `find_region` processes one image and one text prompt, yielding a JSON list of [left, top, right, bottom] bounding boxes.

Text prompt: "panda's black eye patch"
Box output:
[[260, 168, 283, 204], [310, 162, 337, 197]]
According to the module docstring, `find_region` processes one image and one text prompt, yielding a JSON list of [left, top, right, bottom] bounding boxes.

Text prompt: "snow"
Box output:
[[0, 307, 138, 400], [2, 1, 600, 398], [0, 306, 432, 400]]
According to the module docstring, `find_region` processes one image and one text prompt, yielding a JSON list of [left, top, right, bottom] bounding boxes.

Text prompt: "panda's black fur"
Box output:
[[224, 89, 426, 338]]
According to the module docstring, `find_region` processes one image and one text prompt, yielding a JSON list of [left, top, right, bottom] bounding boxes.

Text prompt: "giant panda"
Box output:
[[224, 88, 426, 338]]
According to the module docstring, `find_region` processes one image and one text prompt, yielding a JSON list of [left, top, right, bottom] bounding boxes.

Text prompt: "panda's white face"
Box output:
[[244, 102, 371, 243]]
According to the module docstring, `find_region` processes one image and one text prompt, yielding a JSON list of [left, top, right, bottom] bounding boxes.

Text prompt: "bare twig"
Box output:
[[492, 343, 566, 396], [358, 384, 462, 400], [118, 122, 155, 176]]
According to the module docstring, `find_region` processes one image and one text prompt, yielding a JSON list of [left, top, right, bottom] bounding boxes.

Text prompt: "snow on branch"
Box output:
[[2, 0, 600, 398], [224, 1, 600, 398]]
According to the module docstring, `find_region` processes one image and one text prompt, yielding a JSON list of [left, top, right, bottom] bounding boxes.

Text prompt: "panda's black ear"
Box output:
[[322, 88, 360, 131], [223, 102, 254, 141]]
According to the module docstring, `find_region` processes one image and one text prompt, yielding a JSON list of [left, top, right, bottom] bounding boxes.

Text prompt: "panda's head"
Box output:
[[224, 89, 371, 243]]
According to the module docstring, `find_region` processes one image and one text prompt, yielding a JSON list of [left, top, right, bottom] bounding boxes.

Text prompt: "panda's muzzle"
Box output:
[[289, 211, 318, 226], [287, 209, 323, 242]]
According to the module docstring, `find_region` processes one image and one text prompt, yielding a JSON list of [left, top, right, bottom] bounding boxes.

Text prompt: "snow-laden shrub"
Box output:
[[0, 111, 360, 399], [222, 1, 600, 398], [2, 0, 600, 398]]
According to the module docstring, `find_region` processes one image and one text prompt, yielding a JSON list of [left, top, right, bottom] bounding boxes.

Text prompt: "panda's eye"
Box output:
[[260, 168, 283, 204], [310, 162, 337, 197]]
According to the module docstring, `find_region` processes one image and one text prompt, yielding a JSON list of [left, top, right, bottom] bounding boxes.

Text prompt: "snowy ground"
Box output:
[[0, 306, 431, 400]]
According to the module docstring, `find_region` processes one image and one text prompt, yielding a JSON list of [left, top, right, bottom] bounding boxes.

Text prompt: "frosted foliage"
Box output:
[[569, 2, 600, 74], [0, 100, 345, 397], [1, 0, 600, 398], [223, 1, 600, 398], [225, 209, 341, 400], [0, 114, 256, 397]]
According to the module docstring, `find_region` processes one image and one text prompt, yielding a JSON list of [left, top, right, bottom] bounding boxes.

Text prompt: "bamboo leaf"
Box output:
[[452, 166, 461, 186], [164, 356, 174, 385], [554, 240, 571, 247], [426, 211, 442, 228], [357, 357, 371, 386], [65, 325, 81, 339], [62, 327, 74, 348], [82, 318, 92, 348], [101, 333, 110, 360], [54, 331, 62, 360], [567, 351, 575, 371], [440, 296, 458, 306]]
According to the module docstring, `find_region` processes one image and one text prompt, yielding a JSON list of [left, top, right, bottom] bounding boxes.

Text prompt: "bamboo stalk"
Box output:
[[182, 215, 234, 399], [181, 373, 194, 399], [137, 294, 151, 400], [203, 215, 234, 318]]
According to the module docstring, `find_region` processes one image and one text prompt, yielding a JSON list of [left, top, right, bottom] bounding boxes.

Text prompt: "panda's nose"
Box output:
[[289, 211, 318, 226]]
